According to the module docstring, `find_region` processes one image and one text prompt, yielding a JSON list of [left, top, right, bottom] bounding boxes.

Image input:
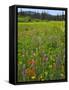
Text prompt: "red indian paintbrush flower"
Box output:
[[28, 59, 36, 65]]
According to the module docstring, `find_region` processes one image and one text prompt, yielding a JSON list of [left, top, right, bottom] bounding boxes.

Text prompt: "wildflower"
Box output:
[[22, 64, 26, 81], [41, 51, 48, 62], [44, 55, 48, 61], [22, 64, 26, 75], [33, 53, 36, 56], [22, 51, 25, 57], [22, 54, 25, 57], [40, 75, 43, 79], [31, 76, 36, 80], [60, 73, 65, 79], [43, 55, 48, 62], [39, 75, 44, 81], [28, 59, 36, 65], [61, 73, 64, 77], [41, 79, 44, 81], [26, 67, 36, 77]]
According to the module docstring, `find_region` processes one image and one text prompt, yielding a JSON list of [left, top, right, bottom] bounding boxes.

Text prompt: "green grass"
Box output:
[[18, 21, 65, 82]]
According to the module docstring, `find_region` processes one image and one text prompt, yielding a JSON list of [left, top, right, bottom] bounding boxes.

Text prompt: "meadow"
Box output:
[[18, 21, 65, 82]]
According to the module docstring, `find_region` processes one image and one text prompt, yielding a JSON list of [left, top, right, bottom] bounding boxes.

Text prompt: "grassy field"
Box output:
[[17, 21, 65, 82]]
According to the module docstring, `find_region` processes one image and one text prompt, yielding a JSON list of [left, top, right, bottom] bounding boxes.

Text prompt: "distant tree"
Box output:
[[18, 10, 65, 21]]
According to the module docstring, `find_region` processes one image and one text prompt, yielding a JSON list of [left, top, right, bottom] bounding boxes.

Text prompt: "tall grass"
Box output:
[[18, 21, 65, 82]]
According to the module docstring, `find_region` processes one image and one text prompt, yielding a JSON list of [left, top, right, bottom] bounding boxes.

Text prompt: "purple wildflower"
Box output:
[[22, 64, 26, 81]]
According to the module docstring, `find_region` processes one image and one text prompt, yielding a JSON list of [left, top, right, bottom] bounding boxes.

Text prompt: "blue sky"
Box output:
[[18, 8, 65, 15]]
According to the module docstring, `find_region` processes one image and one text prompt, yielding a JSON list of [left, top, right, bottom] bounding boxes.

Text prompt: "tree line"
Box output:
[[18, 10, 65, 21]]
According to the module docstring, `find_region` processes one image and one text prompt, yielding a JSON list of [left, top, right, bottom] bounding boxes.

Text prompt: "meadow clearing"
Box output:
[[17, 21, 65, 82]]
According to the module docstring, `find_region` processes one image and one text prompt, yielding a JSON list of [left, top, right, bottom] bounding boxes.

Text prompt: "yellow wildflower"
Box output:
[[40, 75, 43, 79], [61, 73, 64, 77], [31, 76, 36, 80], [41, 79, 45, 81]]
